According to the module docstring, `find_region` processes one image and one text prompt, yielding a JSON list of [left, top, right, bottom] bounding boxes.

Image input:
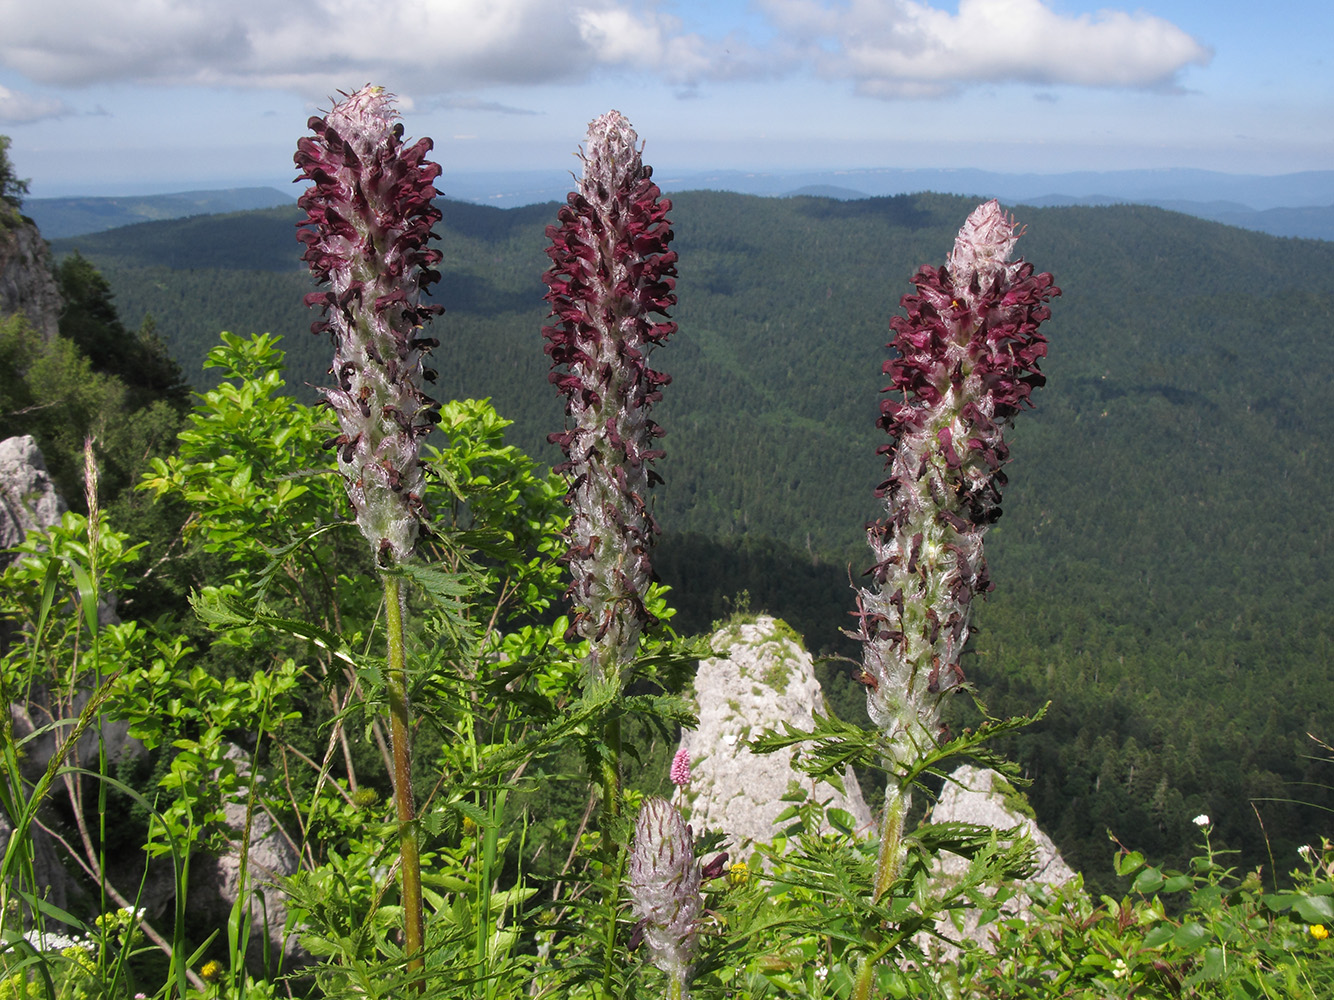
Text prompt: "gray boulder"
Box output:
[[924, 764, 1079, 956], [0, 434, 67, 558], [186, 744, 304, 971], [677, 615, 873, 852]]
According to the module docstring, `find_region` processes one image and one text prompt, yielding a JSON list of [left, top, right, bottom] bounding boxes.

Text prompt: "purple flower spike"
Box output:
[[542, 110, 678, 685], [629, 797, 701, 991], [857, 200, 1059, 753], [294, 86, 444, 566]]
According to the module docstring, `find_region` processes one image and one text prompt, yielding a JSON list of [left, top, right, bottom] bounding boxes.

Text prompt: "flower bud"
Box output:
[[628, 796, 700, 984]]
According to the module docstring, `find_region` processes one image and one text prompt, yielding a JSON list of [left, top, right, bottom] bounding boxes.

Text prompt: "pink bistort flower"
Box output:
[[670, 747, 691, 787]]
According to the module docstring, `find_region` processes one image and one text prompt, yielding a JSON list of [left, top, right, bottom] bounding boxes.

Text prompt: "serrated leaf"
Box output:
[[1115, 850, 1146, 876], [1198, 946, 1225, 980], [189, 589, 254, 628], [1143, 924, 1175, 948], [826, 807, 857, 836]]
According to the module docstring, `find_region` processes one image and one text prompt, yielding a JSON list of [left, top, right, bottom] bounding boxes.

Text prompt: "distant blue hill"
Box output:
[[24, 169, 1334, 242], [440, 167, 1334, 242], [24, 187, 294, 239]]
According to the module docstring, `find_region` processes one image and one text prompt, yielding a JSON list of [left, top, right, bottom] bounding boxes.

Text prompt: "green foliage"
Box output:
[[54, 252, 191, 413], [139, 330, 355, 635], [14, 187, 1334, 999], [960, 830, 1334, 998], [0, 313, 129, 504], [0, 135, 28, 225]]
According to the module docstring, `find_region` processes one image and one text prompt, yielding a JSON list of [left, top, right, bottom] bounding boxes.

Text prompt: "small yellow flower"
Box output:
[[727, 861, 750, 887], [199, 960, 224, 983], [1310, 924, 1329, 941]]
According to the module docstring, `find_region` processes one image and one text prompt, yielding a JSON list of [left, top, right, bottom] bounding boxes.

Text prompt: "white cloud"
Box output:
[[0, 84, 72, 124], [0, 0, 1213, 105], [0, 0, 769, 99], [757, 0, 1213, 97]]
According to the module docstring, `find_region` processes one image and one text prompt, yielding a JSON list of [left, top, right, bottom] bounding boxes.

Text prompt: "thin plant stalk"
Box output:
[[383, 574, 423, 980]]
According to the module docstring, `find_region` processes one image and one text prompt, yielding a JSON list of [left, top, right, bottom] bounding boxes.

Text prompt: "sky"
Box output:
[[0, 0, 1330, 198]]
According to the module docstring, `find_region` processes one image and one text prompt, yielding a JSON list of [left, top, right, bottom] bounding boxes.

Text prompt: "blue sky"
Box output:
[[0, 0, 1329, 197]]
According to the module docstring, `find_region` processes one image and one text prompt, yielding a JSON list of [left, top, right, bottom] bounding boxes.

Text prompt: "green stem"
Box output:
[[598, 711, 623, 1000], [851, 956, 875, 1000], [601, 713, 623, 827], [873, 779, 909, 902], [384, 574, 424, 989], [853, 778, 910, 1000]]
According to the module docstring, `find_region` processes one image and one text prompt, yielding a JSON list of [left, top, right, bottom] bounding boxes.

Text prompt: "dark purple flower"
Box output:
[[294, 86, 443, 566], [542, 110, 678, 686], [857, 200, 1059, 749]]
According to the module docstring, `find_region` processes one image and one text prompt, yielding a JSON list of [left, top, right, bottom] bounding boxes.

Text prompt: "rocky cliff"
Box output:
[[0, 216, 61, 341]]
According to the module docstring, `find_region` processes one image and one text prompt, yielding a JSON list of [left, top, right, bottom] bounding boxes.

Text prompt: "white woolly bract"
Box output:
[[628, 797, 701, 980]]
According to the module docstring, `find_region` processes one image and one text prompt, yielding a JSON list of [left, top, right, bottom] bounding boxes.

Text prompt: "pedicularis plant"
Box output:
[[542, 109, 678, 700], [295, 85, 446, 982], [8, 86, 1334, 1000], [856, 200, 1059, 898]]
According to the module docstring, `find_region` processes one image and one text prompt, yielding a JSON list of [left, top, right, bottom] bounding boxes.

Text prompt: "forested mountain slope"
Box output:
[[52, 192, 1334, 890]]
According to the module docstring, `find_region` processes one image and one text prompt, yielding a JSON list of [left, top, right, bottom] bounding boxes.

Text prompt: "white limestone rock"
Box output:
[[0, 434, 67, 558], [925, 764, 1079, 955], [678, 615, 873, 851], [186, 743, 304, 971]]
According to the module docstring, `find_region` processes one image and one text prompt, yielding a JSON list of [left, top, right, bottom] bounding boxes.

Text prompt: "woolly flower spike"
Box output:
[[542, 110, 678, 687], [295, 85, 444, 566], [629, 797, 701, 993], [857, 200, 1058, 752]]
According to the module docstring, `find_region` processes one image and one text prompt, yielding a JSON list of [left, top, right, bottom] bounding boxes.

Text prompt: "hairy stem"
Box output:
[[873, 779, 910, 901], [384, 574, 423, 987], [598, 712, 622, 1000], [851, 778, 911, 1000]]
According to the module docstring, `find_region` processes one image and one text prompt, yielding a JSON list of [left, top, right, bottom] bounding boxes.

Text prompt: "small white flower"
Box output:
[[1192, 814, 1210, 827], [1112, 958, 1129, 979], [1299, 844, 1313, 859], [815, 965, 829, 982]]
